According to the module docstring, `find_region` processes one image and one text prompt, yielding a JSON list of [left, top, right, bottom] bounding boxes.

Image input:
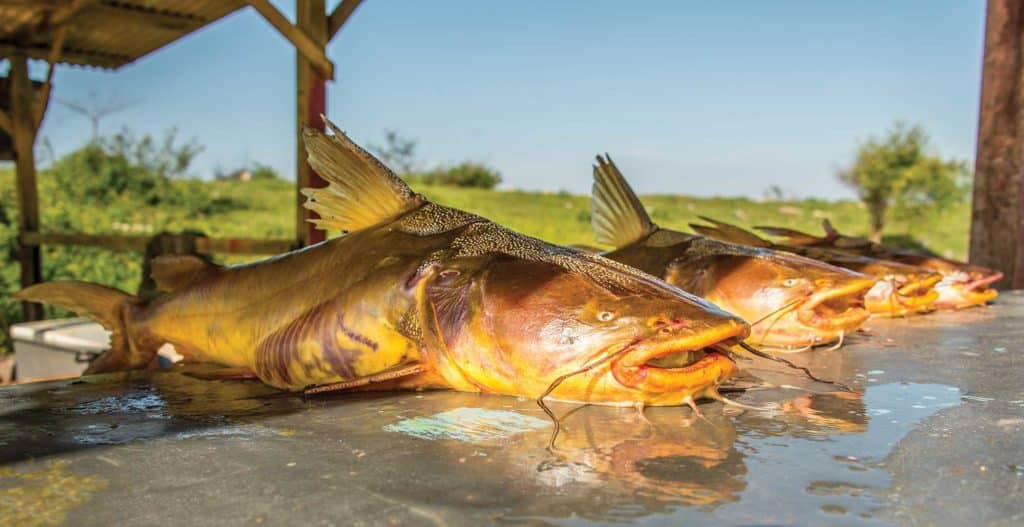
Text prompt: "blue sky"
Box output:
[[24, 0, 985, 198]]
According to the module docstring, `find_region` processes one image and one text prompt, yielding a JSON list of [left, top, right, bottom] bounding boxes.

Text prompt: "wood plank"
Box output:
[[33, 25, 66, 129], [0, 107, 11, 134], [296, 0, 328, 246], [327, 0, 363, 41], [0, 44, 125, 69], [82, 3, 202, 33], [246, 0, 334, 80], [9, 53, 43, 320], [969, 0, 1024, 288], [21, 232, 296, 256], [49, 0, 97, 27]]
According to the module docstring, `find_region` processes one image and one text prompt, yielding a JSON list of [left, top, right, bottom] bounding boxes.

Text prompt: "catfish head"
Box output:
[[667, 244, 874, 351], [840, 256, 943, 316], [407, 233, 750, 407], [887, 255, 1002, 309], [756, 221, 1001, 309]]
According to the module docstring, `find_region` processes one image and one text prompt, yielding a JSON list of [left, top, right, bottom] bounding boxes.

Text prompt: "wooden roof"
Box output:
[[0, 1, 248, 69]]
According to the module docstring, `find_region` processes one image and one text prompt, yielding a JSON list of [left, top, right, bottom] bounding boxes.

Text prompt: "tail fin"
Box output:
[[591, 154, 656, 248], [689, 216, 772, 248], [13, 282, 144, 374]]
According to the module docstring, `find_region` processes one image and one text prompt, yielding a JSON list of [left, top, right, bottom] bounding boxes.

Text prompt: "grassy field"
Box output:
[[6, 174, 972, 264], [180, 178, 970, 258]]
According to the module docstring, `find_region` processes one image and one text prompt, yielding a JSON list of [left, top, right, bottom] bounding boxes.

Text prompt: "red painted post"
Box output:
[[296, 0, 328, 246]]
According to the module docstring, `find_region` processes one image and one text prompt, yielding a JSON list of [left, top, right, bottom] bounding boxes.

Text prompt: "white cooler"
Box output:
[[11, 318, 110, 380]]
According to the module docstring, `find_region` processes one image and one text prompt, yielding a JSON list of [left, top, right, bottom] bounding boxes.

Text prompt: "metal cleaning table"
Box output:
[[2, 293, 1023, 526]]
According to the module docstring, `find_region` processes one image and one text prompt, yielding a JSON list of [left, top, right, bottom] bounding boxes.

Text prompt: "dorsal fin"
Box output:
[[818, 220, 875, 249], [821, 219, 840, 238], [753, 225, 824, 246], [591, 154, 656, 248], [150, 255, 222, 293], [689, 216, 771, 248], [301, 117, 426, 233]]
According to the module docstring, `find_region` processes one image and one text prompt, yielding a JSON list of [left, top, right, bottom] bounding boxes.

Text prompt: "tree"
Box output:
[[837, 123, 969, 242], [369, 130, 418, 176]]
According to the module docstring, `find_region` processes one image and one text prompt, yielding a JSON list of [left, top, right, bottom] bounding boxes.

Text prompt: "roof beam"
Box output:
[[0, 43, 125, 68], [246, 0, 334, 80], [34, 25, 66, 129], [327, 0, 363, 41]]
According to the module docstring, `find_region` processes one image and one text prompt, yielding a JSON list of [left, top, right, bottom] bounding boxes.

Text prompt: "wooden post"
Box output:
[[970, 0, 1024, 289], [296, 0, 328, 246], [9, 53, 43, 320]]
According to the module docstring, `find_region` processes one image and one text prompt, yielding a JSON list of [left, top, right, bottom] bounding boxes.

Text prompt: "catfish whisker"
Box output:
[[735, 341, 856, 393], [537, 341, 638, 451], [750, 297, 807, 328], [823, 331, 845, 352]]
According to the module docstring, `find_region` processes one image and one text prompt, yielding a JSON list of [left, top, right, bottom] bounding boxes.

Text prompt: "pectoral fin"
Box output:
[[303, 363, 434, 396]]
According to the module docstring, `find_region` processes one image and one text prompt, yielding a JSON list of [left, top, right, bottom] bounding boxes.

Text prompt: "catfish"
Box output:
[[14, 120, 750, 408]]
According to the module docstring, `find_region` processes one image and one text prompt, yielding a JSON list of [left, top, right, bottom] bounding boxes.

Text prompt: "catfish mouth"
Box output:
[[964, 272, 1002, 303], [796, 278, 873, 331], [936, 271, 1002, 307], [894, 273, 942, 310], [611, 321, 748, 393]]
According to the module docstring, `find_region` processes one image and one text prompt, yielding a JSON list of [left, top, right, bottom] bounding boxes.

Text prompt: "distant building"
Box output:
[[216, 168, 252, 182]]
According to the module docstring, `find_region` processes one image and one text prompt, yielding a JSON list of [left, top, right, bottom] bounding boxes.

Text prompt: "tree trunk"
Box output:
[[868, 202, 886, 243]]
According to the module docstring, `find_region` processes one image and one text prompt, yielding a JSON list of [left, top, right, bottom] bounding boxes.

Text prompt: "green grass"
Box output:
[[17, 176, 970, 260]]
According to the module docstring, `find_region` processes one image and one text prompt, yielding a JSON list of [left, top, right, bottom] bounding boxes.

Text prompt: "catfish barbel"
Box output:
[[14, 119, 750, 408]]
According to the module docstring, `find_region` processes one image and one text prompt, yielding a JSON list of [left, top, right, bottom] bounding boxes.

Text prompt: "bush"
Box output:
[[837, 122, 968, 241], [420, 161, 502, 189]]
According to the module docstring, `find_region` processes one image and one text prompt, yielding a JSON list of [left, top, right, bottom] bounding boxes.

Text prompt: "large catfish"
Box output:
[[590, 156, 874, 351], [689, 219, 942, 317], [14, 120, 749, 408], [755, 220, 1002, 309]]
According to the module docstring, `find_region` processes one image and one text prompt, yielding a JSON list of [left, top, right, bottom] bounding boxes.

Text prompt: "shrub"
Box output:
[[421, 161, 502, 189]]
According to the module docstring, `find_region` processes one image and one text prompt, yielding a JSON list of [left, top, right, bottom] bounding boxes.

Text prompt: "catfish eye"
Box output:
[[782, 278, 800, 287], [440, 269, 460, 279], [597, 311, 615, 322]]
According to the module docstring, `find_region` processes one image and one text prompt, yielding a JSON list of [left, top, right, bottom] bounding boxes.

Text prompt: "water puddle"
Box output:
[[450, 382, 966, 525]]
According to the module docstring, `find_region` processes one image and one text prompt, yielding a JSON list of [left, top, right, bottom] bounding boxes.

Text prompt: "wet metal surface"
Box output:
[[2, 293, 1024, 526]]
